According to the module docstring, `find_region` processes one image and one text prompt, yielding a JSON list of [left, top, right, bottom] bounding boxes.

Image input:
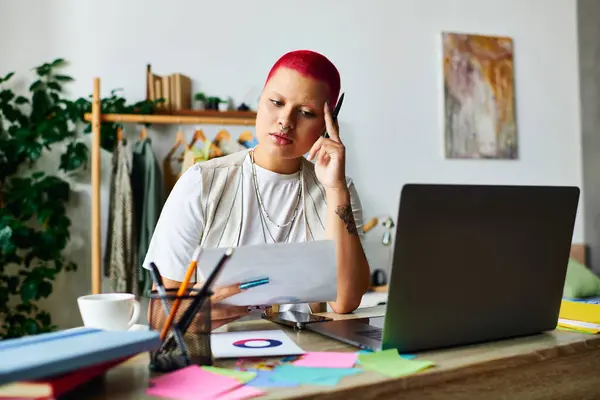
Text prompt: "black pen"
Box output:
[[149, 262, 191, 364], [149, 262, 172, 317], [323, 92, 345, 139]]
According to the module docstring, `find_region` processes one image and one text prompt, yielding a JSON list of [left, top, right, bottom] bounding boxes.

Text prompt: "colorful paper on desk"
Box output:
[[147, 365, 242, 400], [216, 385, 265, 400], [211, 330, 305, 359], [292, 352, 358, 368], [355, 349, 415, 364], [201, 366, 257, 382], [246, 370, 299, 388], [358, 349, 435, 378], [270, 364, 362, 386], [195, 240, 337, 306]]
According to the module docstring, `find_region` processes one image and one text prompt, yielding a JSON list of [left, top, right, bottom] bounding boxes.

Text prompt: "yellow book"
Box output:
[[559, 300, 600, 324], [557, 318, 600, 334]]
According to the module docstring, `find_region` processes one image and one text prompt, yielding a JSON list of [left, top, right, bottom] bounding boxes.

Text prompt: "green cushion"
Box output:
[[563, 258, 600, 299]]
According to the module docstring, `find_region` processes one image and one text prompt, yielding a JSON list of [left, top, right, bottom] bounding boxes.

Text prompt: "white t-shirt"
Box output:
[[143, 153, 364, 312]]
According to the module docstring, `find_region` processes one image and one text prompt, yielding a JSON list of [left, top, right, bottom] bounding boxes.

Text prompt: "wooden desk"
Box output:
[[87, 306, 600, 399]]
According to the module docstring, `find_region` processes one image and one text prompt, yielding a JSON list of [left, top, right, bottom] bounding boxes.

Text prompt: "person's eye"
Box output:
[[300, 110, 316, 119], [270, 99, 283, 106]]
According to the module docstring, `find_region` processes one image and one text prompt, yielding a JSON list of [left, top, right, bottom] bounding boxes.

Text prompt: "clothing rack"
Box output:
[[83, 77, 257, 295]]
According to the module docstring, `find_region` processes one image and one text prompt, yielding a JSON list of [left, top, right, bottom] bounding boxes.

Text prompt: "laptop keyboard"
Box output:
[[356, 328, 383, 341]]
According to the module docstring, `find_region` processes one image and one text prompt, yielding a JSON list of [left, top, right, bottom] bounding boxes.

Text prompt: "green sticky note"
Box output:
[[358, 349, 435, 378], [201, 366, 257, 383]]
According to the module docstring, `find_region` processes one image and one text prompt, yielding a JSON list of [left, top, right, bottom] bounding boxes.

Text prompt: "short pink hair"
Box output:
[[265, 50, 341, 105]]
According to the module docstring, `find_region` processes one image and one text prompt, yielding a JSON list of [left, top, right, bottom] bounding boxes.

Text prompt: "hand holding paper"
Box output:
[[196, 240, 337, 306], [191, 281, 249, 330]]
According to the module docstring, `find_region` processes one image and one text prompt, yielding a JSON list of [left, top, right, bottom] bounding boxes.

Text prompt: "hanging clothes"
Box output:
[[180, 144, 208, 176], [104, 139, 137, 294], [131, 137, 165, 297], [214, 129, 247, 155], [163, 130, 187, 196], [163, 155, 180, 196]]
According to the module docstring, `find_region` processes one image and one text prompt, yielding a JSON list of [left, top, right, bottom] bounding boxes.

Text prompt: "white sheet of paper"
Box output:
[[196, 240, 337, 306], [210, 330, 306, 358]]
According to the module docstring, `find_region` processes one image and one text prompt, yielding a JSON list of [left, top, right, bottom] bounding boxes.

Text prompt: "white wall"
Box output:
[[0, 0, 584, 328]]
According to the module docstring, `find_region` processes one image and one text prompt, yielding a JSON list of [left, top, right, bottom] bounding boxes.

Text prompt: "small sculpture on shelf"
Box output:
[[237, 103, 251, 111]]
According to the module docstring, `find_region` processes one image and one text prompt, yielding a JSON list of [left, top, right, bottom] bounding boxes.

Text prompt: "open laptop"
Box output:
[[307, 184, 580, 353]]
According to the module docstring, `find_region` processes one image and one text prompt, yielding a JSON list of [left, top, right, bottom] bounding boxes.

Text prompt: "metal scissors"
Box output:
[[323, 92, 345, 139]]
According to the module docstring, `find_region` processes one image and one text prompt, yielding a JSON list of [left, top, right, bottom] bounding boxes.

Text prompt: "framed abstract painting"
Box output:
[[442, 32, 518, 159]]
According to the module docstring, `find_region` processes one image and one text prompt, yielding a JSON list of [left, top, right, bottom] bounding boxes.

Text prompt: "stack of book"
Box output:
[[557, 298, 600, 334], [0, 327, 160, 399], [147, 64, 192, 112]]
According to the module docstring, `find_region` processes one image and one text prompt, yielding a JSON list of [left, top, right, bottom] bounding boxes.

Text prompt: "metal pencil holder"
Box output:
[[148, 288, 212, 373]]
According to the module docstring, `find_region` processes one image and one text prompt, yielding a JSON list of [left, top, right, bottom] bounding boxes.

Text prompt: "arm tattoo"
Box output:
[[335, 204, 359, 236]]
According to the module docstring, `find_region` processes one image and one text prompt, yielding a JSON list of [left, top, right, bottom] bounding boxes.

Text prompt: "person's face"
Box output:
[[255, 67, 331, 160]]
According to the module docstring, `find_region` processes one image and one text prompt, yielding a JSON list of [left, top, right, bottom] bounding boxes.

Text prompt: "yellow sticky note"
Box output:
[[559, 300, 600, 324], [358, 349, 435, 378], [201, 366, 256, 383]]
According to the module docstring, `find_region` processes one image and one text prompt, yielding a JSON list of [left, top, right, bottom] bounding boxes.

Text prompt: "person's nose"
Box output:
[[277, 107, 295, 132]]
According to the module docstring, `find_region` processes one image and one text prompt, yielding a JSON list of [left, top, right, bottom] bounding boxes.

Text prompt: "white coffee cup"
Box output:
[[77, 293, 140, 331]]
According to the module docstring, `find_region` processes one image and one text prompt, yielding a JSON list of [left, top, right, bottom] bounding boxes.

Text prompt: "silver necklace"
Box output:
[[250, 150, 302, 228], [257, 194, 294, 244]]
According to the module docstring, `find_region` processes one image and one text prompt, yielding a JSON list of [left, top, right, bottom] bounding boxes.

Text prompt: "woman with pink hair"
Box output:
[[144, 50, 370, 329]]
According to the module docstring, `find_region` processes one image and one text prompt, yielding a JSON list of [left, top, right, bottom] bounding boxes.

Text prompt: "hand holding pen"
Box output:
[[189, 277, 270, 330]]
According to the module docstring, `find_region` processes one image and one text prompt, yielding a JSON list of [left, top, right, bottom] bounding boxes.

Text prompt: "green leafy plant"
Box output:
[[76, 89, 163, 152], [0, 59, 164, 339], [0, 59, 89, 338]]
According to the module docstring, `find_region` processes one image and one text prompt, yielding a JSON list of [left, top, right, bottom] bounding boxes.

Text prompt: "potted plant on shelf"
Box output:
[[194, 92, 207, 110], [218, 97, 230, 112], [203, 96, 219, 110]]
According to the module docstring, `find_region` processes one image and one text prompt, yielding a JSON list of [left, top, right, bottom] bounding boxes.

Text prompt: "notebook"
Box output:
[[0, 327, 160, 385], [0, 356, 131, 398]]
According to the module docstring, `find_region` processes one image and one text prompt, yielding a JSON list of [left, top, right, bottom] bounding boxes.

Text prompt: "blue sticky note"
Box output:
[[247, 370, 298, 388], [304, 377, 344, 386], [270, 365, 362, 386]]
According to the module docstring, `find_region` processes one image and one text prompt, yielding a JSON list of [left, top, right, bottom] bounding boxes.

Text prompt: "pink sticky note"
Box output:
[[147, 365, 243, 400], [292, 351, 358, 368], [215, 386, 265, 400]]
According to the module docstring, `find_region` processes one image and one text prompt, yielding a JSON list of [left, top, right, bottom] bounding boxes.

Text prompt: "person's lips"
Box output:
[[269, 132, 293, 145]]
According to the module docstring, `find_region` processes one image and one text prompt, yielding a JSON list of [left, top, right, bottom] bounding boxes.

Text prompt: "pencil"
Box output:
[[159, 244, 202, 340]]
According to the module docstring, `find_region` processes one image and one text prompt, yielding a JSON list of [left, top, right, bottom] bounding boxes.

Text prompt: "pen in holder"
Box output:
[[148, 288, 212, 372]]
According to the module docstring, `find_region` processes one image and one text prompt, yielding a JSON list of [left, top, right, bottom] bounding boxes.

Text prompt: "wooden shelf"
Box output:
[[83, 109, 256, 126], [158, 109, 257, 118]]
